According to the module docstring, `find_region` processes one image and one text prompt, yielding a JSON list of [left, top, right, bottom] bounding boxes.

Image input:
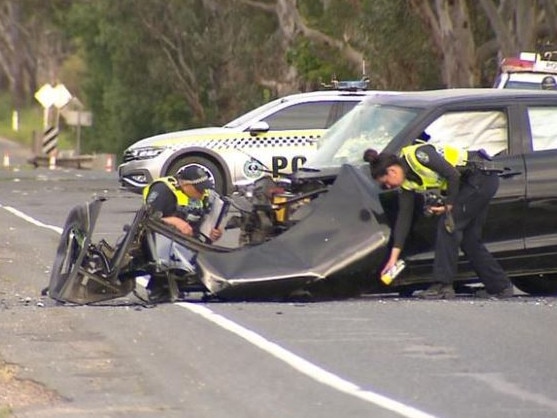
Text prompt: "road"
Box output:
[[1, 163, 557, 418]]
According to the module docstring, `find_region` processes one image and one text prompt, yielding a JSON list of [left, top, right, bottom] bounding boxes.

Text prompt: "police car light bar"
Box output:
[[336, 80, 369, 91], [500, 51, 557, 75]]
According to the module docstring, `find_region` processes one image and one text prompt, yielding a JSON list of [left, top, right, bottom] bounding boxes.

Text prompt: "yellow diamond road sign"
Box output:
[[34, 83, 72, 109]]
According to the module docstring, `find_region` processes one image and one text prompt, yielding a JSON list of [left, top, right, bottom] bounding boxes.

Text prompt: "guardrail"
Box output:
[[27, 153, 115, 171]]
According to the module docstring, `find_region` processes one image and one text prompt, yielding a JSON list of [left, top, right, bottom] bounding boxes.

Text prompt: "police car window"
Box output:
[[424, 110, 508, 157], [527, 106, 557, 151], [326, 101, 359, 127], [505, 81, 542, 89], [261, 101, 335, 130]]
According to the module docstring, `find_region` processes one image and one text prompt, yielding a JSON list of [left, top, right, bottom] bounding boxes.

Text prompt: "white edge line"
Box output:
[[177, 302, 436, 418], [2, 204, 436, 418], [1, 205, 63, 234]]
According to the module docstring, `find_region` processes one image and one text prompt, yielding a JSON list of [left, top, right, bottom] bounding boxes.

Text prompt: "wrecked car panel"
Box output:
[[197, 165, 390, 299]]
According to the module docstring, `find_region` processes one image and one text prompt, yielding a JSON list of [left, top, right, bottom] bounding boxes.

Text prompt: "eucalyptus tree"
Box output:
[[408, 0, 557, 87]]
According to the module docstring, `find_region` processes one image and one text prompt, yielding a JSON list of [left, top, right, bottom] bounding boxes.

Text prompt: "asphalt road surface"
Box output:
[[1, 158, 557, 418]]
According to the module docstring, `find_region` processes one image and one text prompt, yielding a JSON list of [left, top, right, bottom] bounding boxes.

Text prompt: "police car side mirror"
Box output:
[[248, 121, 270, 136]]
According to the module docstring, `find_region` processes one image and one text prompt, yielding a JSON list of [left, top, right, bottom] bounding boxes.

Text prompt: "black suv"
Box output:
[[297, 88, 557, 295]]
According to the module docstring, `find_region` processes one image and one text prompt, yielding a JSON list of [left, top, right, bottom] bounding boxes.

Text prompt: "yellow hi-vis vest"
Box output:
[[143, 176, 193, 206], [400, 144, 468, 192]]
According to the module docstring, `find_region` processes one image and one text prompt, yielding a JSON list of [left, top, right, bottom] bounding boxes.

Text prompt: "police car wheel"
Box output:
[[167, 156, 225, 195]]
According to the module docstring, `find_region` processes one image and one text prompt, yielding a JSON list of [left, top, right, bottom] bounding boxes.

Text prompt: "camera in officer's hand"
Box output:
[[422, 191, 445, 216]]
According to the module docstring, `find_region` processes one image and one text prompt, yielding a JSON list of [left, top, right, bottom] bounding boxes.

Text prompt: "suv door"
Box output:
[[522, 104, 557, 263], [401, 107, 527, 270]]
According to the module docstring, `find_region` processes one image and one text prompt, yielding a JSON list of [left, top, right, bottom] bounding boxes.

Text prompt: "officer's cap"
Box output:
[[177, 166, 213, 192]]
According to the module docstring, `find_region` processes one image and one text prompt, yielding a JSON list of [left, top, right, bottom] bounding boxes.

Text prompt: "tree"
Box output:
[[408, 0, 557, 88], [408, 0, 477, 87], [0, 0, 72, 108]]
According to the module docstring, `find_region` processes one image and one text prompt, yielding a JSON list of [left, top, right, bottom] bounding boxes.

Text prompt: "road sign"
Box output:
[[61, 110, 93, 127], [34, 83, 72, 109], [42, 126, 59, 155]]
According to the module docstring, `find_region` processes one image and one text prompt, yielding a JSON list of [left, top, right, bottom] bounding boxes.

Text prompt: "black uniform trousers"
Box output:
[[433, 170, 510, 293]]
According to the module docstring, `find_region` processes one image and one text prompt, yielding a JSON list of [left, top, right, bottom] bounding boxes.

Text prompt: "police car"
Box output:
[[118, 81, 388, 195], [493, 49, 557, 89]]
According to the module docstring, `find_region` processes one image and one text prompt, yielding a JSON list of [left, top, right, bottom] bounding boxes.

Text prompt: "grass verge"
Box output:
[[0, 93, 74, 150]]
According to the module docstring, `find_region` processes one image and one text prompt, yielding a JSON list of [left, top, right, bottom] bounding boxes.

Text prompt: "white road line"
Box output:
[[0, 205, 63, 234], [3, 204, 436, 418], [178, 302, 436, 418]]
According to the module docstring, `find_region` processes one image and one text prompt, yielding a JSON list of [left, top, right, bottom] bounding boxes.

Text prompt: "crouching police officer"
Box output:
[[143, 166, 223, 241], [364, 142, 513, 299], [142, 166, 223, 301]]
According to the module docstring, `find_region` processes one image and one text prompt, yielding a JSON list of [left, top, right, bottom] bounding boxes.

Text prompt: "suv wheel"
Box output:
[[511, 275, 557, 296], [166, 155, 226, 195]]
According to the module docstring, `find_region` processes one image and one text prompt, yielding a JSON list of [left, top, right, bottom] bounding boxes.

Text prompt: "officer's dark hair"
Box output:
[[541, 75, 557, 90], [363, 148, 401, 179]]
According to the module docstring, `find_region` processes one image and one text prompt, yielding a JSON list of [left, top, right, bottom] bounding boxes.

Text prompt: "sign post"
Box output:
[[34, 83, 72, 164], [61, 98, 92, 156]]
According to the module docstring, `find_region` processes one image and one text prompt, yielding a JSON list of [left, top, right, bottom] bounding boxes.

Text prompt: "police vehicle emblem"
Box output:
[[243, 160, 264, 178], [416, 150, 429, 164], [146, 190, 159, 204]]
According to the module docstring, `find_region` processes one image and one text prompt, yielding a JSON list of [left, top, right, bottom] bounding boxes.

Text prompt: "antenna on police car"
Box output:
[[320, 60, 370, 91]]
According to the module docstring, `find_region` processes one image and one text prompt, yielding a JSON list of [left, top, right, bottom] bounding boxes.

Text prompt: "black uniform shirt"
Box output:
[[145, 182, 179, 217], [392, 144, 461, 250]]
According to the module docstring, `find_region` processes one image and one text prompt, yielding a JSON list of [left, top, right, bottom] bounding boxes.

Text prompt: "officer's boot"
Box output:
[[416, 282, 455, 300]]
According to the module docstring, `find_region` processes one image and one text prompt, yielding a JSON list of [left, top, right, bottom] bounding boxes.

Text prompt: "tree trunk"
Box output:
[[0, 1, 26, 108], [409, 0, 477, 87]]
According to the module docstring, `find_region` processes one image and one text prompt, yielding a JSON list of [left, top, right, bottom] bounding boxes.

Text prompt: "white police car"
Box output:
[[118, 82, 387, 195], [494, 50, 557, 89]]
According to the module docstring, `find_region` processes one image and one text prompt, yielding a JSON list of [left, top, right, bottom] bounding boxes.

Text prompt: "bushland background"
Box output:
[[1, 0, 556, 159]]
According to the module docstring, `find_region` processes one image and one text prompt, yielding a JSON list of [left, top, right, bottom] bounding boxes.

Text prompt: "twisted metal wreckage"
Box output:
[[46, 165, 392, 304]]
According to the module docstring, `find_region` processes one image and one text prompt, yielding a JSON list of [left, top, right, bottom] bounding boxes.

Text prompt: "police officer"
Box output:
[[364, 143, 513, 299], [143, 166, 223, 301], [143, 166, 223, 241], [541, 75, 557, 90]]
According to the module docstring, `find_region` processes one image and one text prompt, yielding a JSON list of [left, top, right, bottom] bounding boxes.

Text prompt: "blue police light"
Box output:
[[336, 80, 369, 91]]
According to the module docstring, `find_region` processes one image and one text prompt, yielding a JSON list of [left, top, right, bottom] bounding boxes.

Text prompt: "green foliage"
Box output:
[[60, 1, 189, 153], [288, 1, 367, 88], [287, 38, 348, 88], [0, 95, 42, 146], [0, 93, 75, 151], [358, 0, 441, 89], [4, 0, 506, 157], [0, 405, 12, 418]]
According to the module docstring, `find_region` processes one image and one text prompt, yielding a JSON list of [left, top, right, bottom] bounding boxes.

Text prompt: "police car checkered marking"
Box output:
[[165, 135, 317, 152], [123, 133, 321, 162]]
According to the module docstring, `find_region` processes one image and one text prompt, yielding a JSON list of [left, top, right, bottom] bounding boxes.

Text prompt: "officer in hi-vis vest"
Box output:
[[143, 166, 223, 302], [364, 141, 513, 299], [144, 166, 222, 241]]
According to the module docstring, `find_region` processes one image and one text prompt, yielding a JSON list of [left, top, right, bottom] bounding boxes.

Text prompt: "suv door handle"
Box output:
[[498, 167, 523, 178]]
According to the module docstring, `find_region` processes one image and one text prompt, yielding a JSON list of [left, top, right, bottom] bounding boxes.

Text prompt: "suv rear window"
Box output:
[[425, 110, 508, 156], [527, 106, 557, 150]]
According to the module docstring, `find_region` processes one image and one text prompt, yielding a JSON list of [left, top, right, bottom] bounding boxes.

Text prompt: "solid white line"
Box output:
[[0, 204, 63, 234], [177, 302, 436, 418], [2, 204, 436, 418]]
